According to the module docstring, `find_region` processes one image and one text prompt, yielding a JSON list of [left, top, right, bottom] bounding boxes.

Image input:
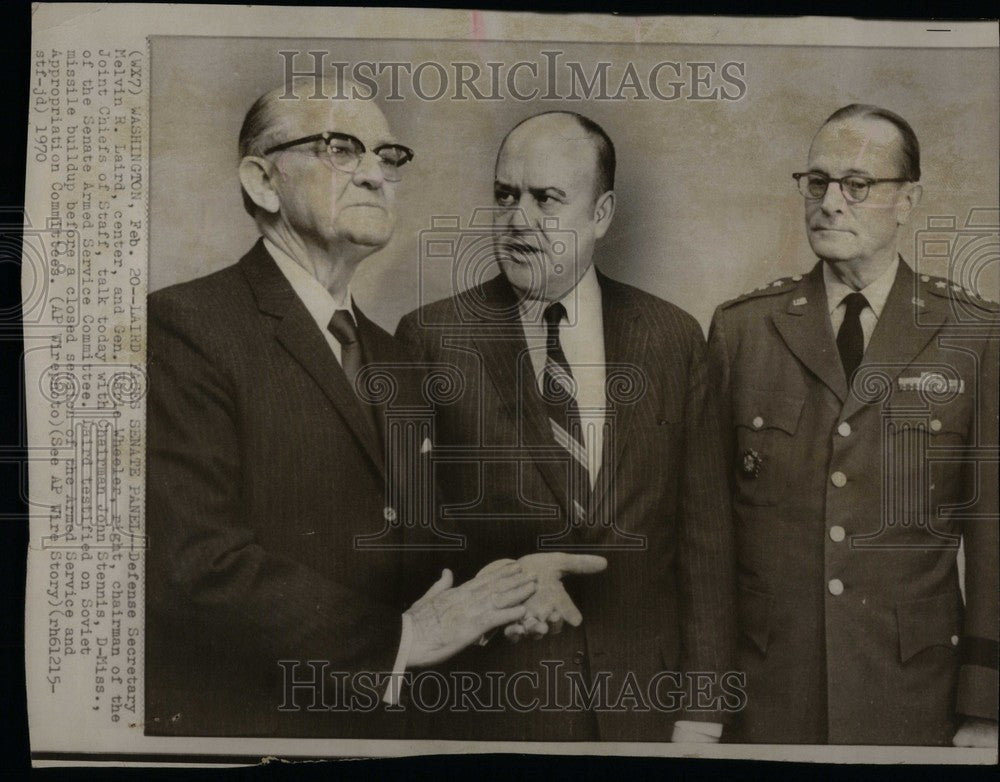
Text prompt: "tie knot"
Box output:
[[327, 309, 359, 346], [842, 292, 869, 316], [544, 301, 567, 327]]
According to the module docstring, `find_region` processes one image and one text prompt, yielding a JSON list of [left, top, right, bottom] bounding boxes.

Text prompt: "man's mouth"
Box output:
[[497, 237, 543, 262]]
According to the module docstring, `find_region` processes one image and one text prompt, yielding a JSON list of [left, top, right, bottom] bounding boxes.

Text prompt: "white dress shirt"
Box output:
[[518, 265, 607, 486], [264, 238, 356, 360], [823, 256, 899, 352], [265, 238, 412, 705]]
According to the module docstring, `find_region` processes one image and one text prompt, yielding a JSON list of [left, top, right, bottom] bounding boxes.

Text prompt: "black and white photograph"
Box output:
[[18, 4, 999, 767]]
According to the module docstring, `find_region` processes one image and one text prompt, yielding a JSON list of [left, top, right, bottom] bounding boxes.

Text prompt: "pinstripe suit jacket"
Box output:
[[395, 271, 736, 741], [145, 240, 422, 737]]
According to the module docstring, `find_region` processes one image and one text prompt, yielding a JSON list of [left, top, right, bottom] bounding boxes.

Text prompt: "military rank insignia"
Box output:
[[741, 449, 762, 478]]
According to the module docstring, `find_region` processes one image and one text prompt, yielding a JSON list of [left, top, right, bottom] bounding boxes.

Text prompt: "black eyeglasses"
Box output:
[[264, 131, 414, 182], [792, 172, 911, 204]]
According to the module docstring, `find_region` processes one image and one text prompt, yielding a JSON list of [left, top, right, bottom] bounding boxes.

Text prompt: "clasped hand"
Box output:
[[479, 553, 608, 643]]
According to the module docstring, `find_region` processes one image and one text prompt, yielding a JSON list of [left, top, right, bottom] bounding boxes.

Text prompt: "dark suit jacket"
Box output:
[[395, 271, 736, 742], [709, 259, 999, 745], [145, 240, 425, 737]]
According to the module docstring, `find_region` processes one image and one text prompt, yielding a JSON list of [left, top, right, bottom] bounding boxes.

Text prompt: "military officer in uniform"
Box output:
[[708, 104, 998, 746]]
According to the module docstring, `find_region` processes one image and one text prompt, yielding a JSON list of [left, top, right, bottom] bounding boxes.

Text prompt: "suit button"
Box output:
[[831, 471, 847, 488], [837, 421, 852, 437], [951, 635, 959, 646], [830, 525, 846, 542], [930, 419, 942, 433], [752, 416, 764, 429], [828, 578, 844, 596], [573, 650, 585, 665], [383, 506, 398, 523]]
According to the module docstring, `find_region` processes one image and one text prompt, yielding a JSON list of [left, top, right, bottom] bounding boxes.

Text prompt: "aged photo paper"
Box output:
[[22, 3, 999, 767]]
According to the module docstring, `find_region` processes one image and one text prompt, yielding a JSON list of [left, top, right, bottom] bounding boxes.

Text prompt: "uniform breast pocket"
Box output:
[[886, 404, 968, 511], [733, 392, 805, 507]]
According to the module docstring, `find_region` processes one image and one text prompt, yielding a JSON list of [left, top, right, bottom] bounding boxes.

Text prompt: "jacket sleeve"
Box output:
[[956, 322, 999, 721], [675, 313, 737, 723], [146, 291, 403, 683]]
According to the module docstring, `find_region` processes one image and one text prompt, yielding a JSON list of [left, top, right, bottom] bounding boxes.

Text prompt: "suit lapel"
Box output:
[[240, 240, 385, 478], [841, 260, 947, 420], [592, 272, 650, 513], [771, 261, 848, 403], [472, 276, 571, 516]]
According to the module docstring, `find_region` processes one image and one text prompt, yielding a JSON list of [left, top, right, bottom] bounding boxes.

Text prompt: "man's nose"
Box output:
[[350, 152, 386, 189], [819, 179, 847, 213], [495, 202, 533, 231]]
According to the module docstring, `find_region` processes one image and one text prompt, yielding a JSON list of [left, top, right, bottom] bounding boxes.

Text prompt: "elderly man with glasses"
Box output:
[[708, 104, 998, 746], [144, 79, 553, 738]]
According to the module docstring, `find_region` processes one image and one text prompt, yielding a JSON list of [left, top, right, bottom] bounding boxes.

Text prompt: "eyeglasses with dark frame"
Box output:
[[792, 172, 912, 204], [264, 131, 415, 182]]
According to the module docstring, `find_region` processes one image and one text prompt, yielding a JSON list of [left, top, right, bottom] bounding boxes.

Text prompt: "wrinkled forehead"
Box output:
[[807, 117, 904, 176], [270, 93, 393, 144]]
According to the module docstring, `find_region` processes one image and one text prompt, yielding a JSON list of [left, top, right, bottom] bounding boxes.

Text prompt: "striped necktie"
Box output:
[[541, 301, 591, 528]]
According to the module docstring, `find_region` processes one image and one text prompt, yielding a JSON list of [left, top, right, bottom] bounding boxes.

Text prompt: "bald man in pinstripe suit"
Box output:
[[396, 111, 737, 742]]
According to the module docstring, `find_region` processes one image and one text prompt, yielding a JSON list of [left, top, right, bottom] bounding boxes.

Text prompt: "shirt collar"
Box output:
[[517, 264, 602, 326], [264, 237, 355, 329], [823, 256, 899, 319]]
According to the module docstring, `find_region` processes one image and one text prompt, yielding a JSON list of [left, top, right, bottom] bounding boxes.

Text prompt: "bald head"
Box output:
[[497, 111, 615, 203]]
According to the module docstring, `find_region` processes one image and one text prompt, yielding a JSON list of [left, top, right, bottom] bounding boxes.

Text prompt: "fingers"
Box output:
[[557, 554, 608, 575], [547, 609, 564, 635], [504, 622, 526, 643], [477, 558, 516, 577], [471, 562, 528, 591], [553, 587, 583, 626], [492, 578, 536, 609], [523, 613, 548, 639], [490, 605, 529, 629], [426, 568, 453, 596], [410, 568, 454, 611]]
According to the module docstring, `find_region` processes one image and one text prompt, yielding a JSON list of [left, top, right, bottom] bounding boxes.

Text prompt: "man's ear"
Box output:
[[896, 182, 923, 226], [593, 190, 616, 240], [238, 156, 281, 215]]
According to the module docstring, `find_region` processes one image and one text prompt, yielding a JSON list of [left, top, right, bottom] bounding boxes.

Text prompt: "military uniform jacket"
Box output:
[[708, 258, 999, 745]]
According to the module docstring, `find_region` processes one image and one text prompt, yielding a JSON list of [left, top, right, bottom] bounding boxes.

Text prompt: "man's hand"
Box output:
[[405, 564, 537, 668], [952, 717, 998, 747], [502, 553, 607, 642]]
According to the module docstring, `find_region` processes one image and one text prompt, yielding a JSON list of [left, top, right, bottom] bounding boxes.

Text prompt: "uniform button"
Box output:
[[573, 650, 585, 665], [837, 421, 852, 437], [828, 578, 844, 596], [383, 506, 398, 523], [920, 275, 930, 282], [951, 635, 959, 646], [752, 416, 764, 429], [930, 419, 942, 433], [831, 471, 847, 488], [830, 525, 846, 542]]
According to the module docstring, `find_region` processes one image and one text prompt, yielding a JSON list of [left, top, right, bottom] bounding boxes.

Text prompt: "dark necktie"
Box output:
[[328, 309, 380, 439], [837, 291, 869, 381], [541, 302, 591, 528]]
